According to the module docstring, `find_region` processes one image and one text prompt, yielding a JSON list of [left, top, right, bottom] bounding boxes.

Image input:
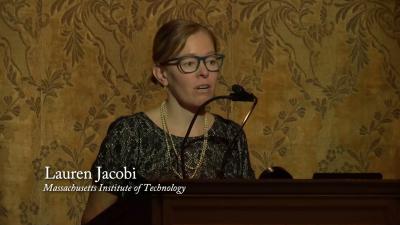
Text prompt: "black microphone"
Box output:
[[259, 166, 293, 179], [230, 84, 255, 102], [217, 85, 257, 178], [179, 84, 257, 179]]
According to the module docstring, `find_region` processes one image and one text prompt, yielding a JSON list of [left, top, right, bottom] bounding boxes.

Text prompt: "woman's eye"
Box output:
[[208, 60, 217, 65], [182, 60, 196, 67]]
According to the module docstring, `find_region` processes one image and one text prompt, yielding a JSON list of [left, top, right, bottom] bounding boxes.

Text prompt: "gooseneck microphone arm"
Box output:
[[179, 85, 257, 179], [218, 96, 257, 178], [180, 95, 232, 179]]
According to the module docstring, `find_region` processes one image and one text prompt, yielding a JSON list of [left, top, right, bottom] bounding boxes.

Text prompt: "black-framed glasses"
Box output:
[[160, 54, 225, 74]]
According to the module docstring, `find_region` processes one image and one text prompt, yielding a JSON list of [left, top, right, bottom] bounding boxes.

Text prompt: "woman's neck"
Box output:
[[164, 98, 206, 137]]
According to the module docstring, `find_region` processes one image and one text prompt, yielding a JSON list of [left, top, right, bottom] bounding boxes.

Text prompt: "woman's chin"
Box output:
[[176, 92, 215, 112], [181, 98, 212, 112], [195, 94, 214, 105]]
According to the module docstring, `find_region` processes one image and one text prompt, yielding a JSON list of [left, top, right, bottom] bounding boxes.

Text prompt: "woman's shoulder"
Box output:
[[106, 112, 149, 133], [212, 113, 242, 132]]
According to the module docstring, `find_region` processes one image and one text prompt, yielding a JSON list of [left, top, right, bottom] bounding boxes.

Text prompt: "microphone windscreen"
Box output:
[[232, 84, 244, 94]]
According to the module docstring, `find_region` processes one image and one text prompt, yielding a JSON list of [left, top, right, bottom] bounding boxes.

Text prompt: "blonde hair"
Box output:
[[152, 19, 218, 66]]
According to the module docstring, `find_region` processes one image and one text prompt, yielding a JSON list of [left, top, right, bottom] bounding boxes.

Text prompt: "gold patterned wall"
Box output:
[[1, 0, 400, 224]]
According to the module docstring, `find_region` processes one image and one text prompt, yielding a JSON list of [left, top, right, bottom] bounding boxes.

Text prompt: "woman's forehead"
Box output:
[[178, 31, 216, 56]]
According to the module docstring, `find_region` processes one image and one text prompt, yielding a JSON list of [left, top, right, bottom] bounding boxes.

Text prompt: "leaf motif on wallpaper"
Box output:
[[2, 52, 27, 97], [89, 94, 116, 120], [347, 27, 369, 71], [67, 193, 86, 224], [29, 93, 117, 222], [285, 57, 312, 101], [0, 192, 7, 218], [240, 1, 275, 70], [18, 200, 39, 225], [90, 0, 146, 49], [250, 35, 274, 71], [393, 108, 400, 119], [336, 0, 400, 72], [319, 146, 356, 172], [147, 0, 216, 24], [131, 72, 160, 106], [130, 1, 146, 31], [121, 95, 137, 114], [384, 60, 400, 99], [96, 53, 121, 95], [307, 69, 357, 118], [239, 0, 362, 119], [51, 0, 140, 78], [318, 98, 399, 172], [69, 94, 115, 163], [251, 150, 269, 172], [0, 96, 20, 121], [31, 143, 56, 180], [252, 98, 306, 169], [38, 66, 73, 102], [146, 0, 174, 18], [24, 96, 40, 117], [146, 0, 237, 42], [1, 7, 31, 131], [30, 141, 88, 225], [307, 21, 335, 45], [321, 72, 358, 106], [30, 93, 116, 180], [323, 76, 349, 99], [239, 0, 332, 71], [217, 74, 230, 90], [318, 144, 382, 173], [23, 65, 72, 117], [51, 1, 86, 66], [239, 69, 264, 93], [60, 145, 92, 223], [0, 0, 44, 82], [62, 28, 85, 66], [359, 99, 399, 137], [311, 97, 327, 118]]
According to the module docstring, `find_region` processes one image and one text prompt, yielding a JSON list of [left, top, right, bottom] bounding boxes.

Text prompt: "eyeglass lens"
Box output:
[[179, 55, 223, 73]]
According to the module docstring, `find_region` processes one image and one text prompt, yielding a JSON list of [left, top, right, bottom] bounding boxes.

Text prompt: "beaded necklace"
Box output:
[[160, 101, 208, 179]]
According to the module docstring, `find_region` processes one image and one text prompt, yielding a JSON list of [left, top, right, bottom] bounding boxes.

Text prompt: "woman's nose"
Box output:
[[197, 61, 209, 78]]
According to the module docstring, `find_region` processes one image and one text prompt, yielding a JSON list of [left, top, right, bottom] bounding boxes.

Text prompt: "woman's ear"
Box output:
[[152, 66, 168, 87]]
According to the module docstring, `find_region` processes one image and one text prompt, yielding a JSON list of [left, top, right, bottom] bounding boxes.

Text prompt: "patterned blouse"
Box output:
[[91, 112, 255, 197]]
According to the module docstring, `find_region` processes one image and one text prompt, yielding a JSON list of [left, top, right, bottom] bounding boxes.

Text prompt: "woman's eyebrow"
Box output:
[[176, 52, 217, 58]]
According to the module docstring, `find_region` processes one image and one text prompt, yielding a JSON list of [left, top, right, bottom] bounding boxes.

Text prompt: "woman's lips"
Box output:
[[195, 84, 211, 93], [196, 84, 210, 89]]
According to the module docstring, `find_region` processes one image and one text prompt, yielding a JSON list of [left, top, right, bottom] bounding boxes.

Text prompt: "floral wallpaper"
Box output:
[[0, 0, 399, 224]]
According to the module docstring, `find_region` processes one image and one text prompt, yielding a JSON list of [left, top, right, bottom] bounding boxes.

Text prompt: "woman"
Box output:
[[82, 19, 254, 224]]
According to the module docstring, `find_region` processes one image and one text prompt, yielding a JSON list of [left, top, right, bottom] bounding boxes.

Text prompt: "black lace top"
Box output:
[[92, 112, 255, 197]]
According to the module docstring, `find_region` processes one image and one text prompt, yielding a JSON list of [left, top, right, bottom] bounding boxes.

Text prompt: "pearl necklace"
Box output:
[[160, 101, 208, 179]]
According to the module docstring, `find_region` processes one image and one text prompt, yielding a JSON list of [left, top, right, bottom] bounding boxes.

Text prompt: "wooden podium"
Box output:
[[87, 179, 400, 225], [150, 179, 400, 225]]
